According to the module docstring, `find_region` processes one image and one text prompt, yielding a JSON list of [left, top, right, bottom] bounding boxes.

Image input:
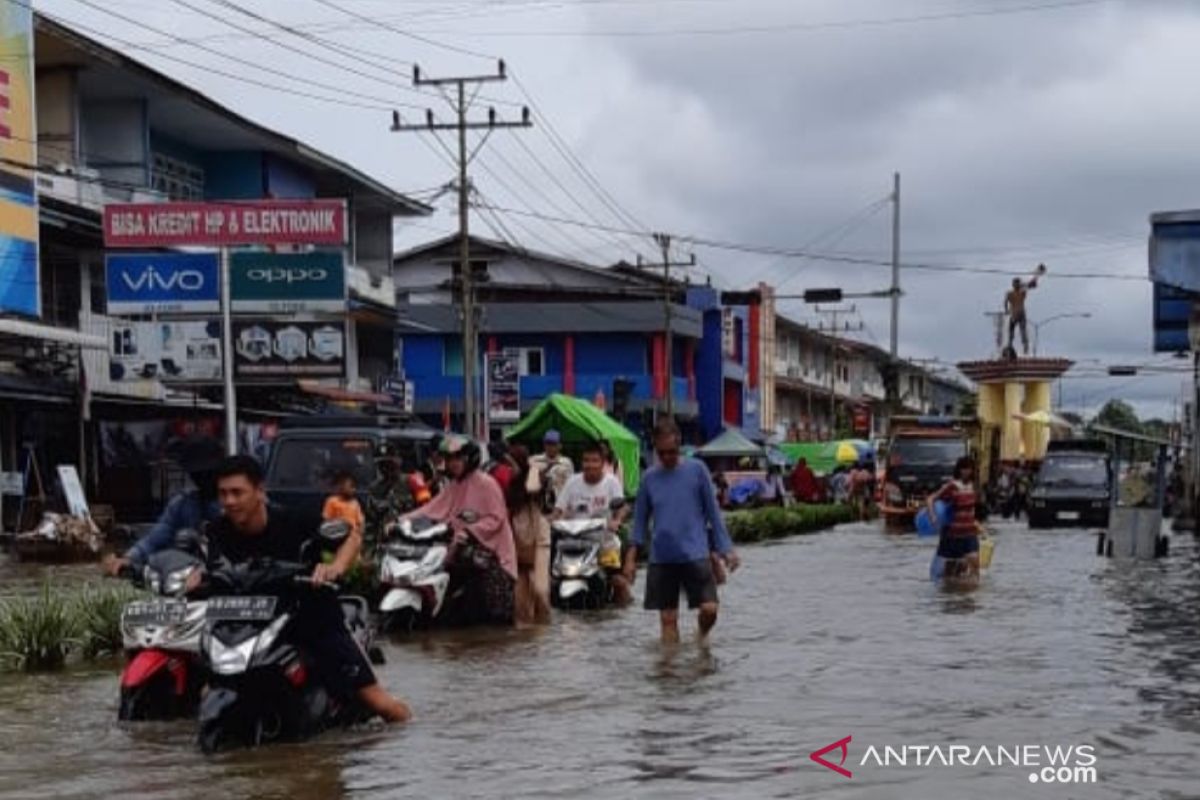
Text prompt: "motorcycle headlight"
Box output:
[[561, 563, 583, 578], [163, 566, 196, 596], [208, 636, 256, 676]]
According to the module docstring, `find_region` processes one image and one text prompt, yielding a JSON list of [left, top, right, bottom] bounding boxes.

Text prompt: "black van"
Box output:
[[1028, 440, 1111, 529], [264, 415, 439, 523]]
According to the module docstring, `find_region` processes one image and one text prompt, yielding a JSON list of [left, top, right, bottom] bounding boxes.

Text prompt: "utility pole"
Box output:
[[889, 172, 901, 359], [391, 60, 532, 439], [815, 304, 862, 440], [643, 238, 695, 420]]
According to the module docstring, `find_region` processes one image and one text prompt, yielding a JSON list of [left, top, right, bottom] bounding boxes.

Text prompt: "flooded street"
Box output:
[[2, 522, 1199, 799]]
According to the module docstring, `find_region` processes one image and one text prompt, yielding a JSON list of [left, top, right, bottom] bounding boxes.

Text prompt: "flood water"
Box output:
[[1, 521, 1199, 799]]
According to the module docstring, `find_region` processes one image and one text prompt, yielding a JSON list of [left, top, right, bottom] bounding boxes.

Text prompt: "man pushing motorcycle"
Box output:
[[195, 455, 411, 724]]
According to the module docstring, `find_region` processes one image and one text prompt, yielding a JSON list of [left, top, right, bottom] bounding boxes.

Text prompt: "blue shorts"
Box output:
[[937, 535, 979, 560]]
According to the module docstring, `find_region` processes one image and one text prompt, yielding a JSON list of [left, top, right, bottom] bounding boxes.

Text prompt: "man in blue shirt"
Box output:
[[102, 436, 224, 576], [624, 419, 740, 643]]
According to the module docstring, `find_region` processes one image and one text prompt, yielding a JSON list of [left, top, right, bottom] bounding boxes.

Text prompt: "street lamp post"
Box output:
[[1033, 312, 1092, 357]]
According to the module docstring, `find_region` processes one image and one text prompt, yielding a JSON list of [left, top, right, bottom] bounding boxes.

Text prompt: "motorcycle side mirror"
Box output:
[[174, 527, 205, 555], [458, 510, 478, 525], [319, 519, 351, 543]]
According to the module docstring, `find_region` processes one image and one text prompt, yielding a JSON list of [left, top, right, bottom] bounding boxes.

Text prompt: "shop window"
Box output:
[[151, 152, 205, 201]]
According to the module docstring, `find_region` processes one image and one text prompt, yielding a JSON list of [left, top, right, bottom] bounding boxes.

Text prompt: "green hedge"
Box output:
[[0, 581, 144, 673], [725, 504, 856, 544]]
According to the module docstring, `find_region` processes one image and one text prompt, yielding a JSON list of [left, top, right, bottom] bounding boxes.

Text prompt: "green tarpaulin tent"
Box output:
[[695, 428, 766, 459], [504, 393, 641, 495], [778, 440, 874, 475]]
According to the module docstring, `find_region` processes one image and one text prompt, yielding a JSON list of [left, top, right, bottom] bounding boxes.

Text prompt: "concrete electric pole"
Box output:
[[391, 60, 531, 439], [645, 235, 695, 421], [815, 304, 863, 439]]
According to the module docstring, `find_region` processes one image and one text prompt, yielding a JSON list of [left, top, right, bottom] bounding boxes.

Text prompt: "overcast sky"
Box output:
[[37, 0, 1200, 419]]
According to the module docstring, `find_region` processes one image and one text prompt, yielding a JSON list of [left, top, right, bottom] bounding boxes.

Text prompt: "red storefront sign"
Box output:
[[852, 405, 871, 435], [103, 199, 348, 247]]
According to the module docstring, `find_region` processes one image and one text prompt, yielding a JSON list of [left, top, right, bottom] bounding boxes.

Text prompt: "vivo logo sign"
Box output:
[[121, 267, 207, 292], [246, 267, 329, 284], [106, 253, 220, 314]]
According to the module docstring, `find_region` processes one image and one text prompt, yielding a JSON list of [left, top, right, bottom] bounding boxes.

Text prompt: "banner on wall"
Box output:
[[229, 251, 345, 313], [486, 351, 520, 422], [105, 252, 221, 314], [0, 4, 40, 316], [109, 320, 223, 382], [103, 199, 348, 247], [232, 319, 345, 379]]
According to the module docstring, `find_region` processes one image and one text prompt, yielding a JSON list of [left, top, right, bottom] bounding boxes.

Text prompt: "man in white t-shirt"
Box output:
[[554, 441, 631, 605]]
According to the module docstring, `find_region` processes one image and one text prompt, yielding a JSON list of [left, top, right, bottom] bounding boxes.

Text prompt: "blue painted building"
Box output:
[[687, 284, 769, 443], [394, 235, 704, 442]]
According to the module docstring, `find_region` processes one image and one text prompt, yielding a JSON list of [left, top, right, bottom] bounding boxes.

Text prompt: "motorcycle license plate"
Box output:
[[122, 599, 187, 626], [1057, 511, 1081, 521], [206, 596, 277, 621]]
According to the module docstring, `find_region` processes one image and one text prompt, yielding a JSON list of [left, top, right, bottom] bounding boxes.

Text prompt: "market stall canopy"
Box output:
[[695, 428, 766, 459], [505, 393, 640, 495], [778, 440, 874, 475]]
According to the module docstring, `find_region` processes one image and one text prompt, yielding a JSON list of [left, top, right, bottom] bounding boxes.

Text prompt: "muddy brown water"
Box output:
[[1, 521, 1198, 799]]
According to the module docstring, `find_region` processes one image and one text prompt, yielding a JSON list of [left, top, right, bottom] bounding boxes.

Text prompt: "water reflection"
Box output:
[[1, 524, 1199, 798]]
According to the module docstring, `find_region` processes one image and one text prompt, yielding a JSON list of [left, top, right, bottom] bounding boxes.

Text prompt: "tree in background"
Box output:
[[1093, 399, 1143, 436]]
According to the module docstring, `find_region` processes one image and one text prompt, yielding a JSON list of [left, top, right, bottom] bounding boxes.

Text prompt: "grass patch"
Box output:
[[0, 581, 150, 671], [77, 583, 144, 660], [0, 582, 82, 672], [725, 504, 857, 544]]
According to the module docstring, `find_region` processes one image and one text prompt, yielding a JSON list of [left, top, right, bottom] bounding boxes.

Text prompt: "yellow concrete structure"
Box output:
[[958, 358, 1072, 467]]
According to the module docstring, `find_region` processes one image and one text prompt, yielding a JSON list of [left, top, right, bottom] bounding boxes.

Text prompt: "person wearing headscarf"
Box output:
[[406, 436, 516, 625]]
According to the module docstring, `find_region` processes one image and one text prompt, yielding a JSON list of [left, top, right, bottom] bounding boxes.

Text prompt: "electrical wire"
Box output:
[[468, 202, 1149, 281], [61, 0, 423, 111], [403, 0, 1109, 38]]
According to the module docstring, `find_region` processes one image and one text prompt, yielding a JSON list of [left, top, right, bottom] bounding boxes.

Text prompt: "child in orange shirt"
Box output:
[[322, 471, 365, 540]]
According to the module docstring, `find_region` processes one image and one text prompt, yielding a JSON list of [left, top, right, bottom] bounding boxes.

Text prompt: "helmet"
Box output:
[[440, 435, 482, 472]]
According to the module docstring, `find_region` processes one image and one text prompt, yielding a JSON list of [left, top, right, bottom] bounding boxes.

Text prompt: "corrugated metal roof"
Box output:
[[398, 301, 703, 337]]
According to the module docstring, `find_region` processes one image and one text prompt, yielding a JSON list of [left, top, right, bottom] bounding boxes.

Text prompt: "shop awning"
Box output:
[[0, 372, 75, 404], [0, 318, 107, 349]]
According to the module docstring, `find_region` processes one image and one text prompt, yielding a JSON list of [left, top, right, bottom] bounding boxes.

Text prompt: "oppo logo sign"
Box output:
[[247, 267, 329, 284], [121, 266, 207, 293]]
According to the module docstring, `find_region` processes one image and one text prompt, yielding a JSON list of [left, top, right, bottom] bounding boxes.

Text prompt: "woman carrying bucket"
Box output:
[[927, 456, 987, 582]]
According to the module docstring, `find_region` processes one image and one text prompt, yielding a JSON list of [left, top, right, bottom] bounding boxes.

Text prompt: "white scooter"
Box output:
[[377, 516, 452, 631], [551, 499, 624, 609]]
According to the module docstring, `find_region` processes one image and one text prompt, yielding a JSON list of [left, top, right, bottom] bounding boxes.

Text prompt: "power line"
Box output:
[[8, 4, 392, 112], [404, 0, 1108, 38], [61, 0, 422, 110], [509, 70, 649, 234], [468, 201, 1148, 281], [477, 148, 623, 259], [308, 0, 497, 61]]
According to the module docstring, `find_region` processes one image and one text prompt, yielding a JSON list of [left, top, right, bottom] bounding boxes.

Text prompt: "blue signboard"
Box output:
[[1153, 282, 1196, 353], [106, 252, 220, 314], [1150, 214, 1200, 292]]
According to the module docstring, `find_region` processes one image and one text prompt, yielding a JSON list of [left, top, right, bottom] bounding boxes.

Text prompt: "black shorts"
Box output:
[[937, 534, 980, 560], [296, 600, 376, 700], [644, 559, 719, 610]]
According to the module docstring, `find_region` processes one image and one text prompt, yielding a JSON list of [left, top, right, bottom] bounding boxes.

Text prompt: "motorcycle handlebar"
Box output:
[[291, 574, 341, 593]]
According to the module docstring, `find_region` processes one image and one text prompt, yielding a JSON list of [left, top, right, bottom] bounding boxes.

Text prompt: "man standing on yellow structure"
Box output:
[[1005, 264, 1047, 355]]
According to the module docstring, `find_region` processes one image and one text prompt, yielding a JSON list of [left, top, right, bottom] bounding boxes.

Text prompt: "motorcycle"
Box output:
[[196, 521, 384, 753], [116, 529, 208, 721], [377, 516, 452, 631], [551, 499, 625, 610]]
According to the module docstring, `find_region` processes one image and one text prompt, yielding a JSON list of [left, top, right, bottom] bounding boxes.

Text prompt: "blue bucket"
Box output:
[[915, 500, 951, 538]]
